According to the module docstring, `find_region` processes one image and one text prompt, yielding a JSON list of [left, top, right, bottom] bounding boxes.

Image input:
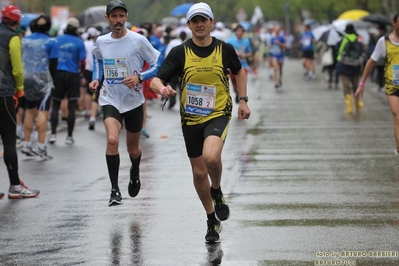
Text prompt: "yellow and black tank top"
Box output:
[[384, 36, 399, 95], [156, 38, 242, 125]]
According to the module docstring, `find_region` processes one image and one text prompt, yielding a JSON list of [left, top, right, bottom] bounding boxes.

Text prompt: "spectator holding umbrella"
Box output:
[[336, 23, 364, 114]]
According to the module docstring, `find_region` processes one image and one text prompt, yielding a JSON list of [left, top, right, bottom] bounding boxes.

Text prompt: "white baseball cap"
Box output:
[[87, 27, 100, 36], [186, 2, 214, 21], [215, 21, 224, 29]]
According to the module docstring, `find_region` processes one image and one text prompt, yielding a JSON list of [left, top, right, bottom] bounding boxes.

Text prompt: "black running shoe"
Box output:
[[0, 192, 4, 199], [89, 121, 95, 131], [109, 189, 122, 206], [128, 166, 141, 197], [205, 220, 222, 243], [211, 189, 230, 221]]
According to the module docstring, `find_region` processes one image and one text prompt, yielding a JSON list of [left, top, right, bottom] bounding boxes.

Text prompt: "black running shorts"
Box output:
[[102, 104, 144, 133], [52, 71, 80, 101], [302, 50, 314, 59], [182, 115, 230, 158]]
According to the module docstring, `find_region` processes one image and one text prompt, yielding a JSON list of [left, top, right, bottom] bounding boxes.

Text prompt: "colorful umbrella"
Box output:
[[20, 13, 40, 29], [337, 9, 369, 21]]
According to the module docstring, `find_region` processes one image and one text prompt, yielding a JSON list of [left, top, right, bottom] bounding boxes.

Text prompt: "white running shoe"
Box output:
[[48, 134, 56, 144], [65, 136, 74, 145]]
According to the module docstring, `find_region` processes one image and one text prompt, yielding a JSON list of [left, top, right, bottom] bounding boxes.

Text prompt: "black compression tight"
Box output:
[[50, 99, 78, 136], [0, 97, 20, 185]]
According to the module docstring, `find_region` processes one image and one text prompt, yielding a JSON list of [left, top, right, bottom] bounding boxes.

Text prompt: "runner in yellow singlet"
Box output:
[[355, 12, 399, 156], [150, 2, 251, 243]]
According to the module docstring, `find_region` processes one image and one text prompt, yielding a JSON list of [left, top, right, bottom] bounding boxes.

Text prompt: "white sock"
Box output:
[[37, 143, 46, 150], [12, 185, 21, 190]]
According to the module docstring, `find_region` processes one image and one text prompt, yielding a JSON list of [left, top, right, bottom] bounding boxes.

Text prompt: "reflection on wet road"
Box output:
[[1, 59, 399, 265]]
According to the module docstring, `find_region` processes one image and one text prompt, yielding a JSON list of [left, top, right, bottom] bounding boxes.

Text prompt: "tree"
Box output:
[[17, 0, 385, 28]]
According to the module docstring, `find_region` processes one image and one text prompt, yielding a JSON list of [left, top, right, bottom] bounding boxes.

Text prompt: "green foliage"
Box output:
[[20, 0, 390, 26]]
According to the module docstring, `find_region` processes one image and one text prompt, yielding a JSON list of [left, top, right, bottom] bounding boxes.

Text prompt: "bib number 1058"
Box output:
[[188, 96, 204, 106]]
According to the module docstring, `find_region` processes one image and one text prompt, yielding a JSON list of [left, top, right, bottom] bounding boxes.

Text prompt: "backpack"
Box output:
[[339, 37, 363, 67]]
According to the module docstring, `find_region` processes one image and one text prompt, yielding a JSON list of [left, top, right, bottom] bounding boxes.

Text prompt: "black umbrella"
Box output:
[[362, 14, 391, 25], [320, 29, 344, 46], [76, 6, 106, 28], [312, 25, 343, 46]]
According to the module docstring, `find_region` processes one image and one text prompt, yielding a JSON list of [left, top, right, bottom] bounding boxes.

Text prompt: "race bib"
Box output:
[[104, 58, 129, 85], [303, 38, 311, 47], [270, 44, 282, 55], [185, 83, 216, 116], [393, 64, 399, 85]]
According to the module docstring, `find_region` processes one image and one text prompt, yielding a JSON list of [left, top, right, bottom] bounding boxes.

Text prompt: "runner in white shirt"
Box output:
[[89, 0, 160, 206]]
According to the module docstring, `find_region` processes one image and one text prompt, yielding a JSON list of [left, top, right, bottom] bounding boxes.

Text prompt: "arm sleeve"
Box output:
[[91, 41, 104, 82], [140, 38, 161, 81], [141, 59, 160, 81], [9, 36, 24, 91], [92, 54, 104, 83]]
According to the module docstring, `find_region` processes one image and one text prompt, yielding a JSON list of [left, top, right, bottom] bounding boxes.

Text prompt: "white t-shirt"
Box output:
[[371, 36, 399, 62], [84, 39, 95, 71], [92, 30, 160, 113]]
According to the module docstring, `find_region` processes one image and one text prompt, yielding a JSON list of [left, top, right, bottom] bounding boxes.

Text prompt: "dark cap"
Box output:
[[345, 23, 356, 34], [106, 0, 127, 15]]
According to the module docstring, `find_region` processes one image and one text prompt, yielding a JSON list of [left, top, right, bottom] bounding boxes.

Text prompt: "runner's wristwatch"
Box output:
[[138, 74, 144, 83], [239, 96, 248, 102]]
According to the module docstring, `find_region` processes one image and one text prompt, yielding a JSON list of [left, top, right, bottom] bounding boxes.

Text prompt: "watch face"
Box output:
[[239, 96, 248, 102]]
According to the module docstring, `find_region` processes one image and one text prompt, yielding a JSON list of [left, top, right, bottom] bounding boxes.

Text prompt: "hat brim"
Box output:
[[187, 13, 210, 21], [107, 6, 127, 15]]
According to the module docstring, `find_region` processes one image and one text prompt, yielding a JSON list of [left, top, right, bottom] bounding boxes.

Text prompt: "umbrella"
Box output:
[[20, 13, 40, 29], [76, 6, 106, 28], [332, 20, 371, 44], [332, 19, 371, 32], [170, 3, 194, 17], [312, 25, 343, 46], [362, 14, 391, 25], [337, 9, 369, 21]]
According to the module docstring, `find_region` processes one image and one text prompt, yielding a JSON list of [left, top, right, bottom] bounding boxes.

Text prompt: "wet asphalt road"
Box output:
[[1, 59, 399, 266]]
